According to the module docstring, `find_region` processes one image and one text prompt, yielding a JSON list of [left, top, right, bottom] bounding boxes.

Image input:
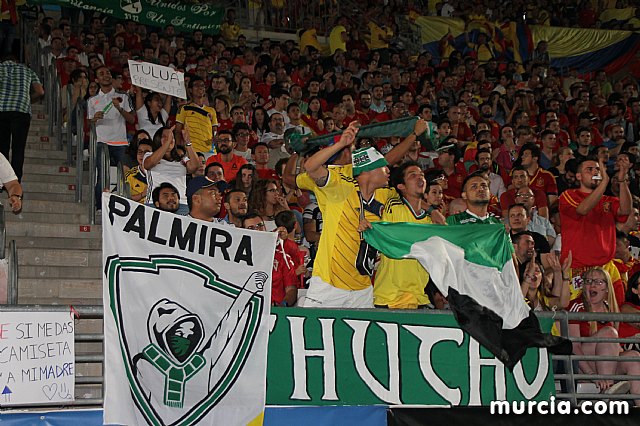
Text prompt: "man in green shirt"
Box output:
[[447, 171, 502, 225]]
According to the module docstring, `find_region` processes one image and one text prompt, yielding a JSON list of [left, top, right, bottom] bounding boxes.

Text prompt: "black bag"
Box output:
[[355, 239, 378, 277], [354, 193, 378, 277]]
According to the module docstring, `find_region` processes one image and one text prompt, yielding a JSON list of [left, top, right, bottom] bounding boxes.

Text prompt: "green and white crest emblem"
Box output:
[[105, 255, 266, 426]]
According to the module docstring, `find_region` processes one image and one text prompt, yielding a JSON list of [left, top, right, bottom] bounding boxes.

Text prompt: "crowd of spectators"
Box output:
[[24, 2, 640, 400]]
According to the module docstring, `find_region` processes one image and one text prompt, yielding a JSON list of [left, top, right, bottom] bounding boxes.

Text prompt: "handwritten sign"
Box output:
[[128, 60, 187, 99], [0, 312, 75, 406]]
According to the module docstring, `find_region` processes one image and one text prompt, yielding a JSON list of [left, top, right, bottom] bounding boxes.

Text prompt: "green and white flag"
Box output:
[[102, 195, 276, 425], [364, 222, 571, 369]]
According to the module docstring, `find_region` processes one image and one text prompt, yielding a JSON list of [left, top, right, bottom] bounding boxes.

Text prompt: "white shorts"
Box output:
[[300, 276, 374, 309]]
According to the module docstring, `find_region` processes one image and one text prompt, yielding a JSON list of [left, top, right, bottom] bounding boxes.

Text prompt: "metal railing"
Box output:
[[0, 305, 636, 408], [538, 310, 640, 406], [0, 204, 17, 305], [89, 122, 99, 224], [75, 101, 86, 203], [116, 162, 131, 199], [7, 241, 18, 305]]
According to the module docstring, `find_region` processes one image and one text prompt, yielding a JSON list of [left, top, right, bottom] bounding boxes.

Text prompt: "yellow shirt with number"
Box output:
[[175, 102, 218, 154], [374, 196, 432, 308], [297, 164, 395, 291]]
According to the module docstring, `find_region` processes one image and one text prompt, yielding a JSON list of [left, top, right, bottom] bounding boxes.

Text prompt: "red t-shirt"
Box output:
[[217, 117, 234, 132], [205, 154, 247, 182], [568, 299, 613, 338], [256, 168, 279, 180], [529, 167, 558, 198], [342, 111, 370, 127], [500, 188, 548, 212], [559, 189, 625, 268], [618, 302, 640, 338], [271, 242, 298, 305], [444, 167, 467, 199]]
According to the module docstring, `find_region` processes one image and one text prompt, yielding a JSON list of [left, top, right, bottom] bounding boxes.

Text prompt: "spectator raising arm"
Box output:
[[304, 121, 359, 184]]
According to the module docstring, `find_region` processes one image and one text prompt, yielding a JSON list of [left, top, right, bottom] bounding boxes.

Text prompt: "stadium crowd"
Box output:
[[10, 0, 640, 401]]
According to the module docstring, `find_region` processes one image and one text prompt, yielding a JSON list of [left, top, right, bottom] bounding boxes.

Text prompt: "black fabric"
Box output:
[[355, 239, 378, 277], [0, 111, 31, 181], [447, 288, 572, 370]]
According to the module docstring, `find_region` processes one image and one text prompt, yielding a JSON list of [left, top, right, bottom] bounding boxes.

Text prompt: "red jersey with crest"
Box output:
[[529, 167, 558, 198], [559, 189, 625, 268]]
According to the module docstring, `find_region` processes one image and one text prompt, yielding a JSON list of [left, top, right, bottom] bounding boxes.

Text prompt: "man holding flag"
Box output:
[[365, 169, 571, 369], [446, 171, 501, 225]]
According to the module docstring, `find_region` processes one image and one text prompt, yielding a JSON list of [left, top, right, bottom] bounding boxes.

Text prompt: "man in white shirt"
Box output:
[[87, 65, 135, 209], [476, 148, 506, 197], [266, 88, 290, 126]]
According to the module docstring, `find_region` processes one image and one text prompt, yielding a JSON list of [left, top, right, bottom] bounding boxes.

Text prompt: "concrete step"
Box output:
[[23, 156, 75, 166], [20, 181, 90, 194], [26, 127, 61, 137], [12, 236, 102, 250], [17, 295, 102, 306], [19, 265, 103, 279], [7, 221, 101, 239], [6, 210, 90, 224], [19, 248, 102, 267], [19, 278, 102, 301], [6, 190, 84, 202], [26, 134, 59, 143], [21, 163, 77, 175], [24, 149, 67, 160], [21, 172, 88, 184], [7, 199, 88, 214]]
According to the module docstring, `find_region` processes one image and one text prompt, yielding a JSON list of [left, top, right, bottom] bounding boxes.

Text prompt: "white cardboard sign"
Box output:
[[129, 60, 187, 99], [0, 312, 75, 406]]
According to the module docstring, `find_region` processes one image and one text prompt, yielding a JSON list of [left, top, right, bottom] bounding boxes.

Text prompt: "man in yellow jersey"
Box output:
[[297, 123, 395, 308], [374, 161, 446, 309], [175, 76, 218, 157]]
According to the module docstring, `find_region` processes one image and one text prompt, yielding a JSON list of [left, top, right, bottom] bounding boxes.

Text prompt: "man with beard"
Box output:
[[205, 130, 247, 182], [447, 171, 501, 225], [560, 157, 632, 299], [359, 91, 377, 122], [370, 85, 386, 113], [224, 189, 248, 227], [341, 91, 370, 126], [374, 161, 444, 309], [152, 182, 180, 213], [476, 148, 506, 197]]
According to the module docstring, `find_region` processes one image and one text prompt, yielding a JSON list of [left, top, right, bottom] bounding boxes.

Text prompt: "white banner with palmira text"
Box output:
[[102, 194, 275, 425]]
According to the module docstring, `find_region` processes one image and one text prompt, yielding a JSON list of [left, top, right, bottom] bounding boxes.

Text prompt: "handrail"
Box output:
[[101, 142, 111, 193], [90, 126, 112, 223], [54, 74, 63, 151], [65, 85, 73, 165], [75, 101, 86, 203], [46, 63, 55, 137], [89, 122, 97, 224], [116, 162, 131, 199], [0, 203, 5, 260], [7, 240, 17, 305]]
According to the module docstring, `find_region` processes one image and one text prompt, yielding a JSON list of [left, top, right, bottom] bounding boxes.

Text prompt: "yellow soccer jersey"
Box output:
[[297, 164, 395, 291], [175, 102, 218, 154], [374, 196, 432, 308], [125, 166, 147, 203]]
